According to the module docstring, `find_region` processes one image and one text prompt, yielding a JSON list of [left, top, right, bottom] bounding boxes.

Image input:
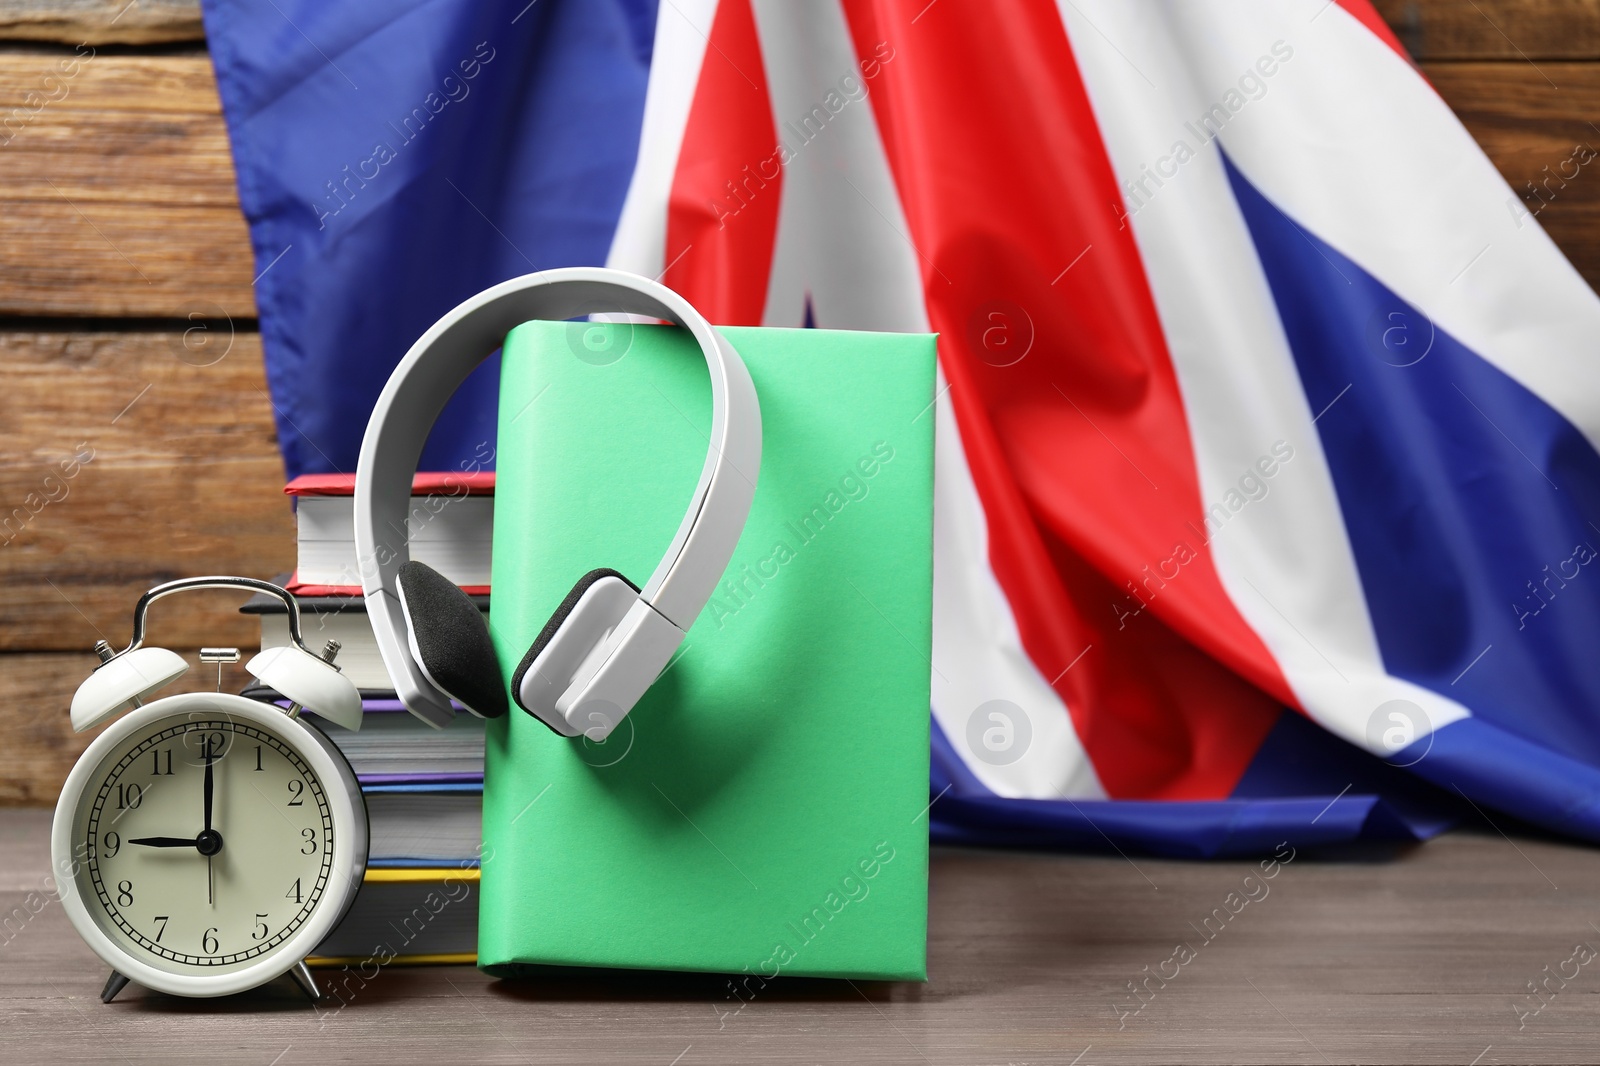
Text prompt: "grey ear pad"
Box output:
[[511, 568, 639, 729], [397, 560, 508, 718]]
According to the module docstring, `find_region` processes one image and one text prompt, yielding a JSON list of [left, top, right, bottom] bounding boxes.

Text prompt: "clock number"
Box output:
[[116, 880, 133, 907], [202, 927, 219, 955], [151, 748, 173, 776], [252, 913, 269, 940], [153, 915, 168, 943], [300, 828, 317, 855], [101, 831, 120, 858], [115, 783, 142, 810], [286, 779, 305, 806], [202, 732, 225, 759], [254, 745, 264, 772], [286, 878, 303, 904]]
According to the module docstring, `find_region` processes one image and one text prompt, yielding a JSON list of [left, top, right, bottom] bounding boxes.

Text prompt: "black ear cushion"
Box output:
[[511, 568, 638, 727], [398, 560, 508, 719]]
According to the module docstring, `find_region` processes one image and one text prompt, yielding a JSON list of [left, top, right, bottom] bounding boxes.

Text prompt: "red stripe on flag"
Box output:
[[663, 0, 781, 325], [839, 0, 1290, 799]]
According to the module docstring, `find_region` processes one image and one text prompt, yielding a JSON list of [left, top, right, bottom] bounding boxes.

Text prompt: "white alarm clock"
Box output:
[[52, 577, 367, 1003]]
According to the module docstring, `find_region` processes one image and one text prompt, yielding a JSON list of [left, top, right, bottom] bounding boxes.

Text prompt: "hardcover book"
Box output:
[[286, 472, 495, 593], [479, 322, 935, 981]]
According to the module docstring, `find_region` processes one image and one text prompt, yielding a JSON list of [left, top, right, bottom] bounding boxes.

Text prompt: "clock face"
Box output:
[[70, 717, 337, 974]]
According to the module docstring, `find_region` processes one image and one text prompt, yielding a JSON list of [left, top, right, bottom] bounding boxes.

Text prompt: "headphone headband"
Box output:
[[354, 268, 761, 728]]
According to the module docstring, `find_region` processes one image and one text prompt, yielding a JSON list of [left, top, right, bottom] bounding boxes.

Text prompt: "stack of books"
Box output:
[[240, 472, 494, 967]]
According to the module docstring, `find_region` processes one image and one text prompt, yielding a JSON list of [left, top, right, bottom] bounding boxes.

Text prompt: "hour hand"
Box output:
[[128, 836, 198, 848]]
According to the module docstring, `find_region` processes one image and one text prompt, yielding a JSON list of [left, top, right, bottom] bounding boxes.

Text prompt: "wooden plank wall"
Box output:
[[2, 0, 1597, 803], [0, 2, 282, 802]]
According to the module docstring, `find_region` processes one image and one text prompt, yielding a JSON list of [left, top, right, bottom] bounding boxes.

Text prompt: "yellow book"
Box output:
[[307, 866, 477, 967]]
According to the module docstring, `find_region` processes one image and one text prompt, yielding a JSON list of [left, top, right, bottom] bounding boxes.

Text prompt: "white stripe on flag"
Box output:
[[607, 0, 720, 279], [752, 2, 1104, 797], [1062, 0, 1472, 749], [1177, 0, 1600, 450], [931, 377, 1108, 798], [750, 0, 929, 331]]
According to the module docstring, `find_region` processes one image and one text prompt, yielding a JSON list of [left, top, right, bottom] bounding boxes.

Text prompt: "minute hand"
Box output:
[[202, 743, 216, 905], [203, 744, 214, 833]]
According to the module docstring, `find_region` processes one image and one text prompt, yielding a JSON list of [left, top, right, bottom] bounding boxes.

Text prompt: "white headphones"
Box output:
[[354, 268, 761, 740]]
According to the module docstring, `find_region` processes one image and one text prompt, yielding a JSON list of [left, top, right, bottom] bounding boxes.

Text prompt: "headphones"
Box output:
[[70, 576, 363, 734], [354, 268, 761, 741]]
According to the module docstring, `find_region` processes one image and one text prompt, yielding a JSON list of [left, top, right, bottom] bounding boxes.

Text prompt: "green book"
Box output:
[[478, 321, 934, 980]]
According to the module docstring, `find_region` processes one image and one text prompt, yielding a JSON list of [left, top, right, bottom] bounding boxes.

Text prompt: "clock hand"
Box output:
[[128, 836, 200, 848], [203, 743, 214, 833], [203, 741, 215, 905]]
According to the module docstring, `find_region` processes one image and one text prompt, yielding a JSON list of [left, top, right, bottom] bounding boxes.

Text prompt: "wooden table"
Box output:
[[5, 808, 1600, 1065]]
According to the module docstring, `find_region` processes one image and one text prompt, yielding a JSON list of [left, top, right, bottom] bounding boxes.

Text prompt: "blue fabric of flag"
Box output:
[[1224, 152, 1600, 766], [201, 0, 657, 477]]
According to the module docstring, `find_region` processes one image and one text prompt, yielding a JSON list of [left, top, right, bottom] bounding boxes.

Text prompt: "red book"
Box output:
[[285, 472, 493, 595], [284, 472, 496, 497]]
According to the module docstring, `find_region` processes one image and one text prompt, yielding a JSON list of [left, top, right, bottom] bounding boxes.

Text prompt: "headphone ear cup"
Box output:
[[397, 560, 508, 719], [511, 568, 639, 733]]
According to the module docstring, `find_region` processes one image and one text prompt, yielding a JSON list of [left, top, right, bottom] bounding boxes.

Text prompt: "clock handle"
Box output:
[[114, 576, 313, 659], [75, 575, 361, 733]]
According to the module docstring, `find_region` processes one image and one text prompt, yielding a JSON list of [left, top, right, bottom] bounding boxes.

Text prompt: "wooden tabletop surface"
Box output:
[[5, 809, 1600, 1065]]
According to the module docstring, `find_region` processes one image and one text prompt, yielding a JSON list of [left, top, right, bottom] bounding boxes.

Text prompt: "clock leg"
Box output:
[[100, 970, 130, 1004], [289, 960, 322, 1004]]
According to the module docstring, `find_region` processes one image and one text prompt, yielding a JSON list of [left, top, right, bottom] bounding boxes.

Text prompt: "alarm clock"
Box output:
[[51, 577, 366, 1003]]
